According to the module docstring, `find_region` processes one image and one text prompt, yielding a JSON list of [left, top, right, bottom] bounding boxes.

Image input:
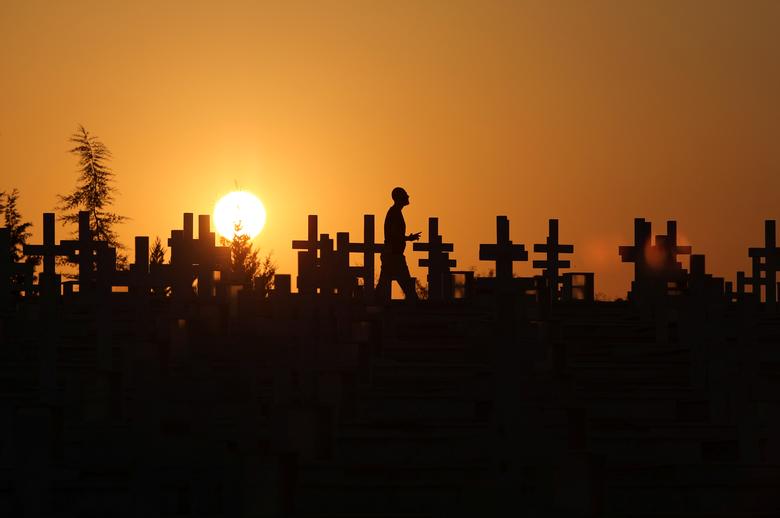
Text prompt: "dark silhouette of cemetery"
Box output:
[[1, 208, 780, 517]]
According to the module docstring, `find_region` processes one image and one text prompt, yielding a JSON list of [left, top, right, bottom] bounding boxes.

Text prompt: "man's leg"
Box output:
[[398, 256, 419, 301], [375, 255, 392, 302]]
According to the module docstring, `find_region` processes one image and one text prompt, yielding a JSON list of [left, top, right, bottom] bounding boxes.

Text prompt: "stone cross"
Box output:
[[533, 219, 574, 302], [413, 217, 456, 300], [479, 215, 528, 289]]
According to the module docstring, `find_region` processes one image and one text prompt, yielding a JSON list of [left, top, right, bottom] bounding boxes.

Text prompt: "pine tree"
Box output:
[[57, 125, 128, 267], [149, 236, 166, 266], [221, 222, 276, 294], [1, 188, 39, 284], [149, 236, 169, 297]]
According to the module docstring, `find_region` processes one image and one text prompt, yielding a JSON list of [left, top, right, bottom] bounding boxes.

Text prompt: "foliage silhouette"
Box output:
[[57, 125, 128, 268], [1, 188, 39, 286], [149, 236, 166, 266], [149, 236, 170, 297], [221, 222, 276, 296]]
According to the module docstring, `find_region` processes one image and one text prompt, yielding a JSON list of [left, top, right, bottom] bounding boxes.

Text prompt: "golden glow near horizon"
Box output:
[[214, 191, 267, 240]]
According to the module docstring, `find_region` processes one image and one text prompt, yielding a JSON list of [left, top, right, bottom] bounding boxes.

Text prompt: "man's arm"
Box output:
[[406, 232, 421, 242]]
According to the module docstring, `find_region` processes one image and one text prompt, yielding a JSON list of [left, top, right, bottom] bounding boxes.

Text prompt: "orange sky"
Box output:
[[1, 0, 779, 298]]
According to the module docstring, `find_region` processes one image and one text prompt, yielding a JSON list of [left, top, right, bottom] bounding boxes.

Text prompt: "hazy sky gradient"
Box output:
[[2, 0, 778, 297]]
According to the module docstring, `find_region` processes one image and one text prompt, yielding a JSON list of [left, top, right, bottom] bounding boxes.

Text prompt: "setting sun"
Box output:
[[213, 191, 267, 240]]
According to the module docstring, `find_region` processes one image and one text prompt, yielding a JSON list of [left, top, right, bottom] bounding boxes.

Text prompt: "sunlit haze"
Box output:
[[214, 191, 267, 240]]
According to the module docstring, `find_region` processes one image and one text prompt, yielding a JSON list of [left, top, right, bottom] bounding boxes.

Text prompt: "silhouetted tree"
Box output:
[[149, 236, 166, 266], [1, 188, 39, 284], [415, 279, 429, 299], [57, 125, 128, 267], [221, 222, 276, 295], [149, 236, 170, 297], [254, 252, 277, 295]]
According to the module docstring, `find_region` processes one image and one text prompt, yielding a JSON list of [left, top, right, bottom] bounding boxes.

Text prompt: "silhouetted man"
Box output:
[[376, 187, 420, 301]]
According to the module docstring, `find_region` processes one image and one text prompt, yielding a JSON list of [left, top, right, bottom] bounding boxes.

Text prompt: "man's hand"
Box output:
[[408, 232, 422, 242]]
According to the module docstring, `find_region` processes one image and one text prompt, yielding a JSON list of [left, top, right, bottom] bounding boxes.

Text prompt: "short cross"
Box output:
[[413, 217, 456, 300], [533, 219, 574, 301], [479, 215, 528, 288]]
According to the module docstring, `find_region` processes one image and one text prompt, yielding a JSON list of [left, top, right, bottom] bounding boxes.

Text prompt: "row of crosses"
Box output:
[[6, 211, 233, 305], [7, 210, 777, 307], [292, 214, 577, 301], [618, 218, 780, 309]]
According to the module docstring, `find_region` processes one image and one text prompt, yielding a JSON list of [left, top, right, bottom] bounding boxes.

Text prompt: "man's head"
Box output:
[[391, 187, 410, 207]]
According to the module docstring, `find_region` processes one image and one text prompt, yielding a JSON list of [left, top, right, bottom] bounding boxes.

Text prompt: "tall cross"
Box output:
[[655, 221, 692, 284], [58, 211, 103, 295], [317, 233, 336, 294], [194, 214, 229, 300], [292, 215, 320, 294], [533, 219, 574, 301], [335, 232, 360, 297], [748, 220, 779, 310], [619, 218, 652, 285], [130, 236, 150, 295], [168, 213, 194, 298], [413, 217, 456, 300], [343, 215, 385, 296], [24, 213, 68, 298], [479, 215, 528, 288]]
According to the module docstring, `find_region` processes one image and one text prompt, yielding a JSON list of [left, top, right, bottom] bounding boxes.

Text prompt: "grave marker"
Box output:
[[413, 217, 456, 300], [24, 213, 67, 299], [343, 215, 385, 297], [292, 215, 320, 294], [748, 220, 778, 311], [533, 219, 574, 302], [479, 215, 528, 290]]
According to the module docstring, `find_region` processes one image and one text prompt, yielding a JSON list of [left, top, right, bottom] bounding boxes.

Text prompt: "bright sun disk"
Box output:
[[214, 191, 266, 240]]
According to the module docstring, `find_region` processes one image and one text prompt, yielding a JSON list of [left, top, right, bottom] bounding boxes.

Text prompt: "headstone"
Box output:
[[561, 273, 594, 302], [413, 217, 456, 300]]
